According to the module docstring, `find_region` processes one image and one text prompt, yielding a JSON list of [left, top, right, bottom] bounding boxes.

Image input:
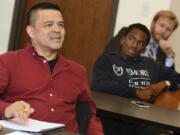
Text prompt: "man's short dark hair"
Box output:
[[27, 2, 61, 25], [124, 23, 151, 45]]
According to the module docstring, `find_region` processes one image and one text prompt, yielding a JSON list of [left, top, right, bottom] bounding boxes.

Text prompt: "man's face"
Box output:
[[27, 9, 66, 52], [121, 28, 147, 58], [151, 17, 175, 43]]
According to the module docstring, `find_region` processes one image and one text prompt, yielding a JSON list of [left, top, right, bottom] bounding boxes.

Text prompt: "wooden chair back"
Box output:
[[155, 90, 180, 110]]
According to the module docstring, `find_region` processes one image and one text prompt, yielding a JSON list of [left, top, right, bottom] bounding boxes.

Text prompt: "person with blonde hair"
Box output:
[[142, 10, 179, 70]]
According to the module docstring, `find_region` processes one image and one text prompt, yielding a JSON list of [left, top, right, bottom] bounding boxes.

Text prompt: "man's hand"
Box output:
[[136, 89, 154, 101], [144, 81, 167, 97], [5, 101, 34, 123], [159, 39, 175, 57]]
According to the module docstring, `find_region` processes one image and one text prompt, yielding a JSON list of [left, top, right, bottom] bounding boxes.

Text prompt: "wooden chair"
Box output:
[[155, 89, 180, 110]]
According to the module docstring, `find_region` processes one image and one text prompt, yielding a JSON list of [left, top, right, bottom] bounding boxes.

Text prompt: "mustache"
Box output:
[[49, 33, 62, 38]]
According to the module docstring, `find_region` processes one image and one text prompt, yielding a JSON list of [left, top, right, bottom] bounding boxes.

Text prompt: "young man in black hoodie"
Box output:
[[92, 23, 180, 135]]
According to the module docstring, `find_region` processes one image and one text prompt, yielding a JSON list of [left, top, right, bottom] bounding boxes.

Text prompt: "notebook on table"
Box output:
[[0, 118, 65, 134]]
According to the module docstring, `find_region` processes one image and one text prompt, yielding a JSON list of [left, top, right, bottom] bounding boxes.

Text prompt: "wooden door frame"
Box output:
[[108, 0, 119, 41], [8, 0, 26, 51]]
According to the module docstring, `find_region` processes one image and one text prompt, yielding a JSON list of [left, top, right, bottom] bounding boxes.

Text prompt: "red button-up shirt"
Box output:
[[0, 45, 103, 135]]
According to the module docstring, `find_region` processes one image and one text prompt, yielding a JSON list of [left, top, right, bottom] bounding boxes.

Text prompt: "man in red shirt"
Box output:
[[0, 2, 103, 135]]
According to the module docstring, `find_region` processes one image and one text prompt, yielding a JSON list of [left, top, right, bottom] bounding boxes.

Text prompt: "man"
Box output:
[[0, 2, 103, 135], [142, 10, 179, 70], [92, 23, 180, 135]]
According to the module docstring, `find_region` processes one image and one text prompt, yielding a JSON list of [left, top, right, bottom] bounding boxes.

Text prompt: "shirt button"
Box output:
[[32, 52, 35, 56], [49, 93, 53, 97], [43, 60, 47, 63], [51, 108, 54, 112]]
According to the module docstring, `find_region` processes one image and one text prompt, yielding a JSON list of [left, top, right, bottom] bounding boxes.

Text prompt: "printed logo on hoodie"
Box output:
[[112, 64, 151, 89]]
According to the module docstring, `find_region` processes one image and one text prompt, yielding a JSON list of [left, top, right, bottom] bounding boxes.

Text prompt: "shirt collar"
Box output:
[[25, 43, 70, 72], [25, 43, 61, 60], [149, 38, 159, 49]]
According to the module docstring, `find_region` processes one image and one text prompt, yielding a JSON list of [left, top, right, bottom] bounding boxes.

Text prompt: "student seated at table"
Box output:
[[0, 2, 103, 135], [141, 10, 179, 70], [91, 23, 180, 135]]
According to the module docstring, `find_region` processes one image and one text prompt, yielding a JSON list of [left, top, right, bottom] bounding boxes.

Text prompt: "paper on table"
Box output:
[[0, 118, 65, 133], [6, 131, 32, 135]]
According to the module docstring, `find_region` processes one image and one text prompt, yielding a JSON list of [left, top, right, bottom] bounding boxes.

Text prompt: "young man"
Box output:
[[92, 23, 180, 135], [0, 2, 103, 135], [142, 10, 179, 70]]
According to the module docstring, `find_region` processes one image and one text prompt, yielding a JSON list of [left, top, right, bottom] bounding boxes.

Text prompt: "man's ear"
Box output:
[[26, 25, 34, 39]]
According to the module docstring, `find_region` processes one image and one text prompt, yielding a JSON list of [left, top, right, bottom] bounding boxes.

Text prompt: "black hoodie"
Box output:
[[91, 52, 179, 99]]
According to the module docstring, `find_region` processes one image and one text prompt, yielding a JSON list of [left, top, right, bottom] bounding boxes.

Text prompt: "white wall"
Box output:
[[169, 0, 180, 72], [0, 0, 15, 54], [114, 0, 171, 35]]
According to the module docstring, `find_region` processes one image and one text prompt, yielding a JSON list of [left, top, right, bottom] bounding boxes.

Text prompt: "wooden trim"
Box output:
[[107, 0, 119, 41], [8, 0, 26, 51]]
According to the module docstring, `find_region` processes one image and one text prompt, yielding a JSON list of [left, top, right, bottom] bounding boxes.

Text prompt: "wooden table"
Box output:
[[92, 91, 180, 132], [0, 128, 79, 135]]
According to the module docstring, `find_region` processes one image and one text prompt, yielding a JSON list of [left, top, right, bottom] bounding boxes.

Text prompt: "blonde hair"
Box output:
[[152, 10, 179, 30]]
